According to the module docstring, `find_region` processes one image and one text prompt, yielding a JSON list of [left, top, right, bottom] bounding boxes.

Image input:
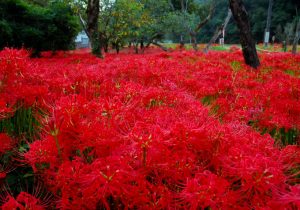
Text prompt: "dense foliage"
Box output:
[[0, 0, 79, 55], [84, 0, 299, 51], [1, 0, 298, 55], [199, 0, 300, 43], [0, 47, 299, 209]]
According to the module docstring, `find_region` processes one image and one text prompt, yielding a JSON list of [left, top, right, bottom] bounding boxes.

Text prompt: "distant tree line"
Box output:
[[0, 0, 299, 66]]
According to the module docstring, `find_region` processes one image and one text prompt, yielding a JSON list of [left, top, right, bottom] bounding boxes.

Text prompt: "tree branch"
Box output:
[[195, 0, 216, 32], [152, 42, 168, 51], [203, 8, 232, 53], [168, 0, 175, 10], [78, 13, 90, 39]]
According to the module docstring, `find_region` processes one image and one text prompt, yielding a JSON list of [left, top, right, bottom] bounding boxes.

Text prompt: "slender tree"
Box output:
[[264, 0, 274, 47], [86, 0, 103, 57], [203, 8, 232, 53], [170, 0, 215, 50], [229, 0, 260, 68], [189, 1, 215, 50], [292, 19, 300, 54]]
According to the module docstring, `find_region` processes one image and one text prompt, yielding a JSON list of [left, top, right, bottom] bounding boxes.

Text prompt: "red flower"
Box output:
[[0, 133, 13, 155]]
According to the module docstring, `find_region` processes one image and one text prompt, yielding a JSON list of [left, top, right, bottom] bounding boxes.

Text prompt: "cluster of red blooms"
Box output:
[[1, 192, 45, 210], [0, 47, 300, 209]]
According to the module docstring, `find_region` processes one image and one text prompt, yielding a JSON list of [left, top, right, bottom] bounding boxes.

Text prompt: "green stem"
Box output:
[[53, 134, 62, 162]]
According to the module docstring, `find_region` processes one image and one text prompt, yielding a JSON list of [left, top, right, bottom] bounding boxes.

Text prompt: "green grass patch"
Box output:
[[269, 128, 300, 146], [0, 106, 41, 142], [285, 69, 300, 78], [211, 45, 228, 51], [230, 61, 242, 72], [248, 121, 300, 146], [201, 95, 218, 106]]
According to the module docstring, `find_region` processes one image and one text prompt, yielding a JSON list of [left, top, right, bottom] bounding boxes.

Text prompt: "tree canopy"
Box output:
[[0, 0, 299, 55], [0, 0, 80, 55]]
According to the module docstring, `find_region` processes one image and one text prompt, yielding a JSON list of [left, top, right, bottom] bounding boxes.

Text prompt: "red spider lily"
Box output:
[[178, 171, 230, 209], [0, 133, 14, 155], [1, 192, 45, 210], [0, 48, 299, 209]]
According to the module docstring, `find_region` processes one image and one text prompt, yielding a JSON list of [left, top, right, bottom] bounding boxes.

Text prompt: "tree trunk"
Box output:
[[292, 20, 300, 55], [141, 33, 163, 53], [152, 42, 168, 52], [190, 31, 198, 51], [263, 0, 274, 47], [140, 38, 144, 50], [204, 8, 232, 53], [282, 40, 287, 52], [229, 0, 260, 68], [86, 0, 103, 58], [116, 43, 120, 54], [78, 13, 89, 37], [134, 41, 139, 54], [104, 42, 109, 53], [100, 33, 109, 53], [179, 35, 185, 49], [190, 1, 215, 51]]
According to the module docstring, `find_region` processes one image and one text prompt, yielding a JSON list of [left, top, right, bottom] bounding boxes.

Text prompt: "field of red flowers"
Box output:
[[0, 47, 300, 209]]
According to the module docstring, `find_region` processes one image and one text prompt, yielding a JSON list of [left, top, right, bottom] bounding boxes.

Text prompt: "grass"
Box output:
[[161, 43, 300, 52], [0, 105, 41, 142]]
